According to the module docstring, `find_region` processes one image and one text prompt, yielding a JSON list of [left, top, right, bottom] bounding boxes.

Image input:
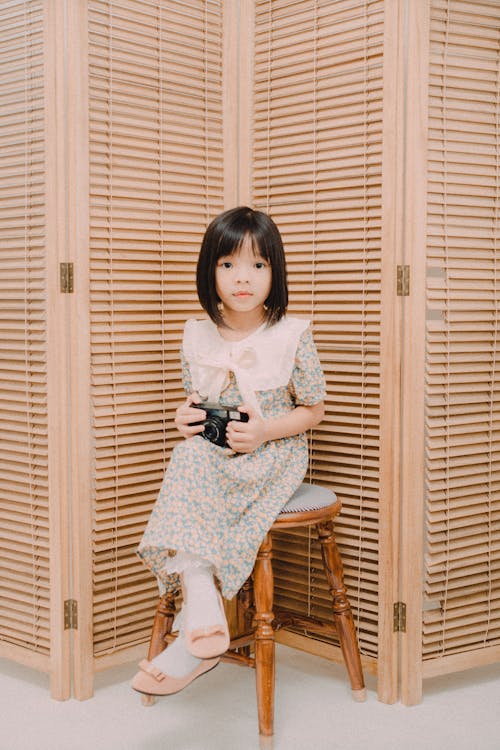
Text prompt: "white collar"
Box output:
[[183, 316, 309, 414]]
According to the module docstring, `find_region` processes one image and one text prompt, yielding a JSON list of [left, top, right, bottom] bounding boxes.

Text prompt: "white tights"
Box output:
[[151, 554, 225, 677]]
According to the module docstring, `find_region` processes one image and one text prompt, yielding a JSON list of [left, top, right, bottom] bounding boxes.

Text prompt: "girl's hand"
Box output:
[[175, 392, 206, 439], [226, 404, 268, 454]]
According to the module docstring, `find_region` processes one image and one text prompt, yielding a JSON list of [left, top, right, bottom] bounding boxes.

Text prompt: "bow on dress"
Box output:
[[193, 345, 263, 417]]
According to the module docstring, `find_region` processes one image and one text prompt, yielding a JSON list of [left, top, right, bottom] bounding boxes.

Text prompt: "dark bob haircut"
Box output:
[[196, 206, 288, 327]]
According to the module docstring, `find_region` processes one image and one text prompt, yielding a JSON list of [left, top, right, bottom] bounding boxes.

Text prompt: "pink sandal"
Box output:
[[132, 657, 220, 696]]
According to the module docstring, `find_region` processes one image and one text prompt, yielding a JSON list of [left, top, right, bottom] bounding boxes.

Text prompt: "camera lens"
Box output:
[[202, 416, 226, 447]]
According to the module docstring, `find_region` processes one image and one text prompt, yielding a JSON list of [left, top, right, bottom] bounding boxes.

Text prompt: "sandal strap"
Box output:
[[190, 624, 225, 642], [138, 659, 166, 682]]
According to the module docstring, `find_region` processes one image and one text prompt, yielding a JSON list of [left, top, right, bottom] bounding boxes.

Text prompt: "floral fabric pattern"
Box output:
[[137, 323, 326, 600]]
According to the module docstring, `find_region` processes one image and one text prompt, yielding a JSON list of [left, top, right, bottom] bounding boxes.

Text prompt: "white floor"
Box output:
[[1, 645, 500, 750]]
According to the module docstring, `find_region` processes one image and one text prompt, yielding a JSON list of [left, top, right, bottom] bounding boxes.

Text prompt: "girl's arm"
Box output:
[[226, 401, 324, 454]]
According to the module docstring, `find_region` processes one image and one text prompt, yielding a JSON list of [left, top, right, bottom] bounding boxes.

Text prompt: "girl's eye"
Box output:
[[255, 261, 267, 269], [220, 261, 233, 269]]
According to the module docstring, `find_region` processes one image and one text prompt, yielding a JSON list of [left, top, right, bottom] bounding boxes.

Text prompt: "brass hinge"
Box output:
[[64, 599, 78, 630], [397, 265, 410, 296], [60, 262, 74, 293], [393, 601, 406, 633]]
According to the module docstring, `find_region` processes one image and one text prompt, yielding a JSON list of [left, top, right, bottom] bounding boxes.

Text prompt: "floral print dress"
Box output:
[[137, 316, 326, 600]]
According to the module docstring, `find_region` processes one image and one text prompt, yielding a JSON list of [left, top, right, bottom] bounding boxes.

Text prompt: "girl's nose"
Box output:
[[235, 264, 250, 282]]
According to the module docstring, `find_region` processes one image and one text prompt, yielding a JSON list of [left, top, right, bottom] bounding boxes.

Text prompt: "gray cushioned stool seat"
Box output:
[[278, 482, 337, 515]]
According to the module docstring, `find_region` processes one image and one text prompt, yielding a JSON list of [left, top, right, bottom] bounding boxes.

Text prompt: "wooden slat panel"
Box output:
[[0, 0, 50, 658], [254, 0, 384, 660], [88, 0, 224, 656], [423, 0, 500, 660]]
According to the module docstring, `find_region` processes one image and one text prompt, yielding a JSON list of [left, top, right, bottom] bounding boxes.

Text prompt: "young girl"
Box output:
[[132, 206, 325, 696]]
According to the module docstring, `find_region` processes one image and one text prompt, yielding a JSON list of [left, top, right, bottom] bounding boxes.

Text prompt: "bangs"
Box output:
[[214, 229, 271, 264]]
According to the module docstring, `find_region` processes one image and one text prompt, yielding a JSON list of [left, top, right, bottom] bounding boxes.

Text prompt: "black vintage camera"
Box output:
[[191, 402, 249, 447]]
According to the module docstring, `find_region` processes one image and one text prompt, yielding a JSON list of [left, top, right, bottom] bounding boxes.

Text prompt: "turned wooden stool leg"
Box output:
[[141, 591, 177, 706], [317, 520, 366, 702], [238, 575, 255, 631], [237, 575, 254, 656], [254, 533, 275, 737]]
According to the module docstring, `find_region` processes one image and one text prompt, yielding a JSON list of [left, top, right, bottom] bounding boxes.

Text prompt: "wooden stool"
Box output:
[[141, 483, 366, 740]]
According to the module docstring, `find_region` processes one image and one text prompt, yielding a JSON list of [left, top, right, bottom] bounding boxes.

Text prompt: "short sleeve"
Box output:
[[290, 327, 326, 405], [180, 349, 193, 395]]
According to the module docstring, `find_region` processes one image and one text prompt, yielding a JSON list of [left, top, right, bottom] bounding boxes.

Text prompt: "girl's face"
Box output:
[[215, 235, 272, 324]]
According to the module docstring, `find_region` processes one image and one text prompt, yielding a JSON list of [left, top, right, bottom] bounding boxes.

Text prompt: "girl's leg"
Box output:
[[132, 629, 220, 696], [149, 628, 202, 677], [181, 558, 230, 658], [147, 556, 227, 672], [131, 566, 224, 696]]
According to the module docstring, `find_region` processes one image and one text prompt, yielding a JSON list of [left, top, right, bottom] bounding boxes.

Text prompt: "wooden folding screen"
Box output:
[[2, 0, 500, 706]]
